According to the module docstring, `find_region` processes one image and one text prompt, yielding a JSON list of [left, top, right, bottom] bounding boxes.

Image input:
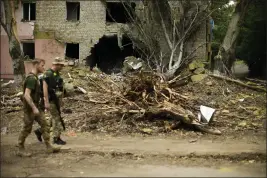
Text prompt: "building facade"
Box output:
[[1, 0, 208, 78]]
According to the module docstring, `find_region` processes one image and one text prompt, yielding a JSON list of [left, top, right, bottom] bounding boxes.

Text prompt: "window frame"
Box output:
[[66, 2, 80, 22], [21, 40, 35, 59], [22, 2, 36, 22]]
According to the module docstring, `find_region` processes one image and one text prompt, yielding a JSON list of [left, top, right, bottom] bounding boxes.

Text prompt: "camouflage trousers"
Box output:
[[49, 102, 63, 138], [18, 109, 50, 147]]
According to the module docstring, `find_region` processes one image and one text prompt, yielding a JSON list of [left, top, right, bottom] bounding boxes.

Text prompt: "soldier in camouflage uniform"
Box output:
[[18, 59, 60, 157], [34, 57, 66, 145]]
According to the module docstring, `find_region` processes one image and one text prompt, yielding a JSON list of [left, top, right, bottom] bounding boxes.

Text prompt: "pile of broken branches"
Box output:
[[63, 67, 221, 135]]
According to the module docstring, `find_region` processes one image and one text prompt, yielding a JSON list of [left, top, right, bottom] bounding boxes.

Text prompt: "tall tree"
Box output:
[[1, 0, 24, 82], [210, 0, 235, 62], [213, 0, 252, 75]]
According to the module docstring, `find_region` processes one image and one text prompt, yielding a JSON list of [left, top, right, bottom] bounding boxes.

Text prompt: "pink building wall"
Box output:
[[1, 1, 34, 79], [35, 39, 65, 70]]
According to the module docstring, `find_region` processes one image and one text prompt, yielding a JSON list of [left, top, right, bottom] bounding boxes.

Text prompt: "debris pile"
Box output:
[[0, 64, 265, 136], [1, 81, 23, 114], [60, 66, 224, 135]]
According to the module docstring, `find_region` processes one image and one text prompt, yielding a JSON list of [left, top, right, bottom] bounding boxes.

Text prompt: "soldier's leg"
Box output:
[[50, 102, 66, 145], [34, 111, 51, 142], [34, 128, 43, 142], [17, 110, 34, 156], [33, 100, 46, 142], [35, 111, 60, 153]]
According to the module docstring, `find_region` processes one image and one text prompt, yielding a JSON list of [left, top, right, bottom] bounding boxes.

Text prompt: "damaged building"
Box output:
[[1, 0, 209, 78]]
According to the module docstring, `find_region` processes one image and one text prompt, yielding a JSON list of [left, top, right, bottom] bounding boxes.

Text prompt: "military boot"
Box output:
[[53, 137, 66, 145], [46, 143, 61, 153], [34, 129, 43, 142], [17, 145, 32, 157]]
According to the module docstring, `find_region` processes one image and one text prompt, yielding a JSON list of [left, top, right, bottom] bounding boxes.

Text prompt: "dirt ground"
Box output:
[[1, 69, 266, 177], [1, 132, 266, 177]]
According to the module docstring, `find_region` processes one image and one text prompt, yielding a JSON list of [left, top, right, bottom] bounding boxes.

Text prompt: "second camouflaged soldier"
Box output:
[[18, 59, 60, 157], [34, 57, 67, 145]]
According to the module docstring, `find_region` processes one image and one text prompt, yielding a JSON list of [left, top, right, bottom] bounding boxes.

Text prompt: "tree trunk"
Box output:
[[1, 0, 24, 83], [123, 0, 208, 79], [213, 1, 248, 75]]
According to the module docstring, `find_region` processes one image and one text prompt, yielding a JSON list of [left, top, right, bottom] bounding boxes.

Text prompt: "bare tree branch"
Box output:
[[174, 2, 199, 53], [156, 1, 172, 51]]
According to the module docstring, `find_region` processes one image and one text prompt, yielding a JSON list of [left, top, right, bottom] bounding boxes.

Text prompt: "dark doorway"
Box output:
[[87, 35, 140, 74], [22, 42, 35, 59], [66, 43, 79, 59], [106, 2, 136, 23]]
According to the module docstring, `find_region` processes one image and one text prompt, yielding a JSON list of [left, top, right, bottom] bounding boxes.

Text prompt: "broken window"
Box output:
[[66, 2, 80, 21], [65, 43, 79, 59], [23, 3, 36, 21], [106, 2, 136, 23], [22, 42, 35, 59]]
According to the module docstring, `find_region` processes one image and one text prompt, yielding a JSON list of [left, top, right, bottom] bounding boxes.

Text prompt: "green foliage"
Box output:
[[236, 0, 266, 79], [210, 1, 235, 56]]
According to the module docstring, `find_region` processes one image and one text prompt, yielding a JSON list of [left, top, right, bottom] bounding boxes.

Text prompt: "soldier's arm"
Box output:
[[43, 80, 49, 104], [24, 82, 38, 111], [43, 71, 52, 104]]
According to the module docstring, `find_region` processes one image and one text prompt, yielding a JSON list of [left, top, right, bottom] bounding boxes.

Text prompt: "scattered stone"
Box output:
[[193, 68, 205, 74], [189, 139, 198, 143], [206, 81, 213, 86], [251, 123, 259, 127], [78, 70, 86, 77], [238, 121, 247, 127], [141, 128, 152, 134], [1, 127, 8, 135], [64, 83, 75, 93], [191, 74, 207, 82], [253, 109, 261, 116], [248, 160, 255, 164], [238, 98, 245, 102], [230, 100, 237, 104], [123, 56, 144, 74], [68, 61, 75, 66], [189, 61, 205, 71], [189, 63, 196, 70], [221, 110, 230, 114]]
